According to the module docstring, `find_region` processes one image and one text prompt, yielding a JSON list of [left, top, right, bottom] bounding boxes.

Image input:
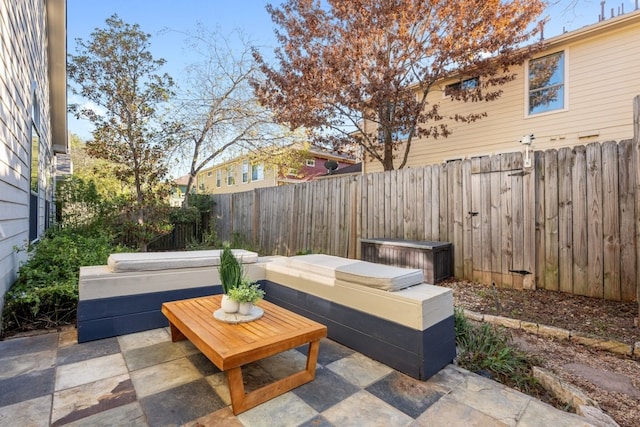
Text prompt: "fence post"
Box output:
[[634, 95, 640, 325]]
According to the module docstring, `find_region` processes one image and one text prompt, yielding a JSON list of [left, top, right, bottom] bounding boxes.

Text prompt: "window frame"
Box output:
[[227, 165, 235, 186], [251, 163, 264, 181], [216, 169, 221, 188], [242, 160, 249, 183], [525, 50, 568, 117], [305, 159, 315, 167], [29, 92, 41, 243], [443, 77, 479, 98]]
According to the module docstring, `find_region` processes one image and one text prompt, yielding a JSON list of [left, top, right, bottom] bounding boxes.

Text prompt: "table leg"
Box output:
[[306, 339, 321, 377], [226, 340, 322, 415], [168, 322, 186, 342], [227, 367, 246, 414]]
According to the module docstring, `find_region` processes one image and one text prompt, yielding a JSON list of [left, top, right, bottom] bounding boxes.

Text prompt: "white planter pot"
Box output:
[[221, 294, 239, 313], [238, 302, 253, 315]]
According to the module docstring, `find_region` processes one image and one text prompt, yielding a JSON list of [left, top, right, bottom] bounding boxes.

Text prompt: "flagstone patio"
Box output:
[[0, 326, 598, 426]]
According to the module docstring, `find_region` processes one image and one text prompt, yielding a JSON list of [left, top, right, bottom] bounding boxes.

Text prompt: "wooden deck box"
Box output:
[[360, 238, 452, 284]]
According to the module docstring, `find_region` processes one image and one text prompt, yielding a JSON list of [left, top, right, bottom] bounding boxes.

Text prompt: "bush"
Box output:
[[454, 308, 540, 393], [2, 227, 127, 334]]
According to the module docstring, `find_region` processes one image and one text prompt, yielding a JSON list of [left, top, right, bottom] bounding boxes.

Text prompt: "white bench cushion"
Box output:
[[272, 254, 355, 278], [107, 249, 258, 272], [275, 254, 423, 291], [335, 261, 423, 291]]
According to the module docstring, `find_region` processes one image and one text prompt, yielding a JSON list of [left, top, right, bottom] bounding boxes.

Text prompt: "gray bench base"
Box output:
[[263, 280, 455, 380], [77, 285, 220, 343]]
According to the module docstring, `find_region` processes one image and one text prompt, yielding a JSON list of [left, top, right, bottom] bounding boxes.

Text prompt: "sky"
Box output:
[[65, 0, 638, 172]]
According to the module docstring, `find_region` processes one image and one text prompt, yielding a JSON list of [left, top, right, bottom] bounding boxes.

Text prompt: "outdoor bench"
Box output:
[[262, 254, 455, 380], [77, 249, 263, 342], [77, 250, 455, 380]]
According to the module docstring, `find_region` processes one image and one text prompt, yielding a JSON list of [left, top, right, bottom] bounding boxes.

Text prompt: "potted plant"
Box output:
[[227, 279, 265, 315], [218, 246, 243, 313]]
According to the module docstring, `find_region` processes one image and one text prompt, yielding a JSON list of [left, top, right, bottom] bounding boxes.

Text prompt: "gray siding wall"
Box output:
[[0, 0, 54, 311]]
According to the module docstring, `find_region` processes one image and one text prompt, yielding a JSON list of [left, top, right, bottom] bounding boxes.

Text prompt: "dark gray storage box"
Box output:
[[360, 238, 452, 284]]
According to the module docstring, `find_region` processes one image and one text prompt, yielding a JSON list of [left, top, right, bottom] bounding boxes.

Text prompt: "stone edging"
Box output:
[[463, 309, 631, 426], [462, 309, 640, 360], [533, 367, 621, 427]]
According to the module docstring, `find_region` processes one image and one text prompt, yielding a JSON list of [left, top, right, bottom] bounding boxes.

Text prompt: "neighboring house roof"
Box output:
[[174, 175, 190, 186], [329, 162, 362, 176], [315, 162, 362, 180]]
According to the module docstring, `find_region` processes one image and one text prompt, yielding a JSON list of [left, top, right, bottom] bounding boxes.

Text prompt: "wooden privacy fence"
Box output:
[[212, 139, 638, 302]]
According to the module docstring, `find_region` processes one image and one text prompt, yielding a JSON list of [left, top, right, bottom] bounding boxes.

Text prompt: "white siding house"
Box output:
[[0, 0, 67, 315]]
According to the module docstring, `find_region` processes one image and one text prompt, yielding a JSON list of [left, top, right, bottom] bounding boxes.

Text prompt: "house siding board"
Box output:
[[364, 12, 640, 173], [0, 0, 58, 309]]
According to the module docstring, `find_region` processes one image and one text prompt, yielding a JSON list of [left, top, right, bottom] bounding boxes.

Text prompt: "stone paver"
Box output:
[[0, 328, 602, 426], [129, 357, 202, 398], [0, 395, 52, 427], [55, 353, 128, 391], [322, 390, 414, 427], [326, 352, 394, 387]]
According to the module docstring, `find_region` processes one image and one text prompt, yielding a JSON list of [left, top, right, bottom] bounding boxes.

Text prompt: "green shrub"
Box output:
[[454, 308, 540, 393], [2, 227, 127, 334]]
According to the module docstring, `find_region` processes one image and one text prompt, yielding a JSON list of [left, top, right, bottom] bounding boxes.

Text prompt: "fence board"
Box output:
[[423, 166, 433, 240], [439, 165, 447, 241], [557, 147, 573, 294], [500, 153, 514, 288], [635, 96, 640, 312], [480, 157, 492, 285], [511, 153, 524, 290], [450, 162, 463, 278], [462, 160, 473, 279], [470, 158, 482, 282], [522, 158, 535, 290], [415, 168, 425, 240], [602, 141, 621, 300], [618, 140, 636, 301], [571, 146, 589, 296], [404, 168, 416, 240], [543, 150, 559, 291], [432, 166, 441, 240], [534, 151, 546, 290], [586, 142, 604, 298], [490, 155, 502, 287]]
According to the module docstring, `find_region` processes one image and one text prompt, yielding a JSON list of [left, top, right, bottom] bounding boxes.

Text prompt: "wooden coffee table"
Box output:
[[161, 295, 327, 414]]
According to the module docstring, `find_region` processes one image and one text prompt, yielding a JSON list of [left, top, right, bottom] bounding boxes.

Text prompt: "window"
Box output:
[[216, 170, 221, 187], [242, 160, 249, 183], [251, 163, 264, 181], [377, 101, 412, 143], [305, 159, 315, 167], [227, 166, 235, 185], [207, 171, 212, 177], [377, 128, 411, 144], [444, 77, 479, 97], [29, 94, 41, 242], [31, 125, 40, 194], [528, 51, 565, 115]]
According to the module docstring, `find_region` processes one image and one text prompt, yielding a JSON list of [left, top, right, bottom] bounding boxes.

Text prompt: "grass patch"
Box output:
[[454, 308, 540, 394]]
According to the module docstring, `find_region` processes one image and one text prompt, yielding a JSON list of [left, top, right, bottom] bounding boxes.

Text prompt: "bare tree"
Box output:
[[172, 27, 302, 206]]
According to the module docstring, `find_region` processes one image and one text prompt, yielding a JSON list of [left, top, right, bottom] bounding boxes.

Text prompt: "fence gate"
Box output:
[[469, 152, 536, 290]]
